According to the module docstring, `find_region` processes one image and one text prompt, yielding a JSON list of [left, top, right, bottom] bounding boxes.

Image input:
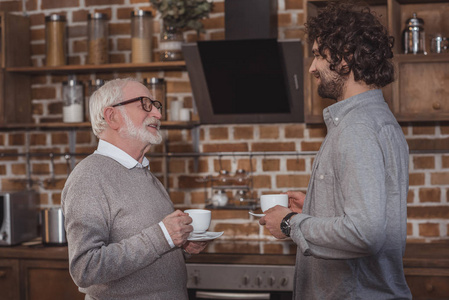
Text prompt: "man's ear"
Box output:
[[103, 107, 121, 130]]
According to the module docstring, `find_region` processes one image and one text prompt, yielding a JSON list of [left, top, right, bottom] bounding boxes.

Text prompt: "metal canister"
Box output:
[[431, 34, 449, 53], [41, 208, 67, 246], [402, 12, 426, 54]]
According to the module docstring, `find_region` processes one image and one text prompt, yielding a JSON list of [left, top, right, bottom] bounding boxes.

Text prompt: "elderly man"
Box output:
[[62, 78, 206, 299]]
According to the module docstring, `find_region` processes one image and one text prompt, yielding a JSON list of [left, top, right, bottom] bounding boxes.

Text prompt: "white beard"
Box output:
[[119, 110, 162, 145]]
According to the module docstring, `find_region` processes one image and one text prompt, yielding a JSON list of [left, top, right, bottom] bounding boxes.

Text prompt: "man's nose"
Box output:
[[309, 59, 316, 74]]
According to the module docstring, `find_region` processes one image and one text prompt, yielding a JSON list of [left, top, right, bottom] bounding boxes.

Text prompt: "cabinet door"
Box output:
[[392, 57, 449, 121], [405, 268, 449, 300], [20, 259, 84, 300], [0, 259, 20, 300]]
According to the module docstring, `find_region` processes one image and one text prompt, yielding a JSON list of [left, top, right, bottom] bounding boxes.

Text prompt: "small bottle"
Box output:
[[63, 79, 84, 123], [131, 10, 153, 63], [144, 78, 166, 120], [86, 79, 105, 121], [87, 13, 109, 64], [45, 14, 67, 66]]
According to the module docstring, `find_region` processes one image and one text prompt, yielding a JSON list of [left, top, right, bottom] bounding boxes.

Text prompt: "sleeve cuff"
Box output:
[[290, 214, 313, 256], [158, 221, 176, 248]]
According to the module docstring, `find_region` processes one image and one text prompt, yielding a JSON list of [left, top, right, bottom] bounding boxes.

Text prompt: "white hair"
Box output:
[[89, 78, 139, 137]]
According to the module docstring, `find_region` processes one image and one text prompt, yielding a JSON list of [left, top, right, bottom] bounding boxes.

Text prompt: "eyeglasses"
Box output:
[[111, 96, 163, 113]]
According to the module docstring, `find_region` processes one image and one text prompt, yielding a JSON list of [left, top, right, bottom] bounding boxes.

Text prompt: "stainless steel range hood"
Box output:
[[182, 0, 304, 124]]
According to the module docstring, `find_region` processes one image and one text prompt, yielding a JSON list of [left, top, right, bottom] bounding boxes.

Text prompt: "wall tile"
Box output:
[[252, 142, 295, 152], [41, 0, 80, 9], [276, 174, 310, 188], [286, 158, 306, 171], [262, 159, 280, 171], [419, 188, 441, 203], [285, 124, 305, 138], [418, 223, 440, 237], [413, 156, 435, 170], [234, 127, 254, 140], [430, 172, 449, 185], [259, 125, 280, 139]]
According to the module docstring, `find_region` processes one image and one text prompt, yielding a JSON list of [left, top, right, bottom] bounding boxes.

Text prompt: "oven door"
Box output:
[[187, 264, 295, 300], [188, 289, 293, 300]]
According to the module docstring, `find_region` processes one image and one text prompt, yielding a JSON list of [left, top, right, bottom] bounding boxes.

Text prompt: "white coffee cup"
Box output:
[[260, 194, 288, 212], [184, 209, 211, 233]]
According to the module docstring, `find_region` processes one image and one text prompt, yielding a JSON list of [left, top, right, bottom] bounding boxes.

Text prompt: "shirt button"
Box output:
[[335, 117, 339, 121], [319, 174, 324, 179]]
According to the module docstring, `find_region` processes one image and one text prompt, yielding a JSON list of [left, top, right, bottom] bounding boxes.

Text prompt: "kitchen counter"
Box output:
[[1, 241, 448, 299], [1, 240, 448, 267]]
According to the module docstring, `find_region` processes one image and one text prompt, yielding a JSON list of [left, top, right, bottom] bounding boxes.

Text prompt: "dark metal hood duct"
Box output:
[[182, 0, 304, 124]]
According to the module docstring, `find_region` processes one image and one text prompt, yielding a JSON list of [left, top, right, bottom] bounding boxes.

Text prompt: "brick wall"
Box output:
[[0, 0, 448, 243]]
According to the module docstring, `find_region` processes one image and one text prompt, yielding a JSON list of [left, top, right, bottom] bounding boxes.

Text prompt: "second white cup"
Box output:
[[260, 194, 288, 212], [184, 209, 211, 233]]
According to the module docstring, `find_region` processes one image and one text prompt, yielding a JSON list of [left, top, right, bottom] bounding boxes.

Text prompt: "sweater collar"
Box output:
[[94, 139, 150, 170]]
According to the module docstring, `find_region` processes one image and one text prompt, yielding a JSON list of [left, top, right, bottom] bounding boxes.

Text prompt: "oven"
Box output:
[[186, 263, 295, 300]]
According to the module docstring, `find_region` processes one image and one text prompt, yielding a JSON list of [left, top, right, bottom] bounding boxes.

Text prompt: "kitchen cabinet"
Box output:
[[303, 0, 449, 123], [0, 246, 83, 300], [0, 12, 31, 126], [0, 259, 20, 300]]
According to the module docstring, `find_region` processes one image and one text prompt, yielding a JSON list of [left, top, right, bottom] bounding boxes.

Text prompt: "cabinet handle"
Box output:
[[0, 270, 6, 278], [425, 283, 434, 292], [432, 102, 441, 110]]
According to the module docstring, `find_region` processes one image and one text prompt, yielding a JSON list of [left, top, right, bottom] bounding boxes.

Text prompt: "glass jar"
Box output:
[[159, 25, 184, 61], [212, 189, 228, 207], [62, 79, 84, 123], [87, 13, 109, 64], [45, 14, 67, 66], [131, 10, 153, 63], [85, 79, 105, 121], [144, 78, 166, 120]]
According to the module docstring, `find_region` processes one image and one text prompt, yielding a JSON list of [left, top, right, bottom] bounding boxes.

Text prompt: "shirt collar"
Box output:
[[323, 89, 384, 128], [94, 139, 150, 169]]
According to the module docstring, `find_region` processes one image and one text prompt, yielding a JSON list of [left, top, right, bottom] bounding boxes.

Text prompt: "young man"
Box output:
[[62, 78, 207, 299], [260, 2, 412, 299]]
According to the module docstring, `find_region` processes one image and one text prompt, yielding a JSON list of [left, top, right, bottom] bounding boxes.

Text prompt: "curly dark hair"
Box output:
[[305, 1, 395, 88]]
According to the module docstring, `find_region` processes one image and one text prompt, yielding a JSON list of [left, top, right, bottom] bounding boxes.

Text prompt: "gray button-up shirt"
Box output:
[[291, 89, 412, 299]]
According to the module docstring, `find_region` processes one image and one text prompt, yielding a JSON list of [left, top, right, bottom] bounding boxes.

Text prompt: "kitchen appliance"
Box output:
[[0, 190, 39, 246], [182, 0, 304, 125], [41, 207, 67, 245], [187, 263, 295, 299], [402, 12, 426, 54]]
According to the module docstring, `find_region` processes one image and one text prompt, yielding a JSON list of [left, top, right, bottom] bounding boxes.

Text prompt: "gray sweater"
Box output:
[[61, 154, 187, 300], [291, 90, 412, 299]]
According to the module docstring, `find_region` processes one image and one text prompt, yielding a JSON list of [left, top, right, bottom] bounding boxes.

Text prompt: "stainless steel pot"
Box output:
[[41, 208, 67, 245]]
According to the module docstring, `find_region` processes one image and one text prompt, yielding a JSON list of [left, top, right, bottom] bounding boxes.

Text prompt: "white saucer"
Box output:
[[249, 211, 265, 218], [188, 231, 224, 242]]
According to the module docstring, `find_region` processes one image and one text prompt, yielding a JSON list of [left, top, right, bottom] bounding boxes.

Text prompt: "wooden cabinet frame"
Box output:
[[303, 0, 449, 123]]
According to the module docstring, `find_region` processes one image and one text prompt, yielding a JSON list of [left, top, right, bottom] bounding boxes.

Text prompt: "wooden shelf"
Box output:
[[6, 61, 186, 75], [0, 120, 200, 131]]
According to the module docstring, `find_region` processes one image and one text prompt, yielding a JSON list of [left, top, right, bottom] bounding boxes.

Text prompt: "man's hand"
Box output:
[[182, 241, 209, 255], [259, 205, 292, 239], [285, 190, 306, 213], [162, 210, 193, 247]]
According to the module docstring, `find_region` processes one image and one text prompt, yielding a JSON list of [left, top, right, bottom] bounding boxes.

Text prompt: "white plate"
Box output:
[[248, 211, 265, 218], [188, 231, 224, 242]]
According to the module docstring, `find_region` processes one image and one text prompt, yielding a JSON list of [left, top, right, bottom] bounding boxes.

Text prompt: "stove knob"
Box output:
[[256, 276, 263, 286], [269, 276, 276, 286], [193, 274, 199, 285], [281, 277, 289, 286], [243, 275, 250, 286]]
